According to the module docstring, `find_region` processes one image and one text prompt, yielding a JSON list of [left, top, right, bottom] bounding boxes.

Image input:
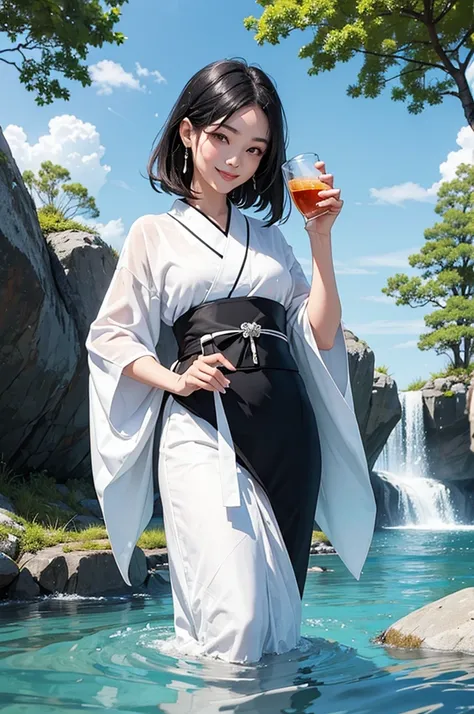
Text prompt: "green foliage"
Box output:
[[429, 362, 474, 383], [406, 377, 427, 391], [383, 164, 474, 369], [244, 1, 474, 127], [375, 364, 390, 375], [137, 528, 167, 550], [312, 530, 330, 544], [24, 162, 99, 220], [0, 0, 128, 105], [38, 206, 97, 236], [443, 390, 455, 397]]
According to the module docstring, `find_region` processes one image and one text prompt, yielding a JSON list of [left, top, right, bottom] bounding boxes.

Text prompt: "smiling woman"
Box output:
[[86, 57, 376, 665]]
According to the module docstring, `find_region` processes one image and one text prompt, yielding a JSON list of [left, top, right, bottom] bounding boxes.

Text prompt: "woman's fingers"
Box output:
[[196, 360, 230, 391], [201, 352, 236, 370]]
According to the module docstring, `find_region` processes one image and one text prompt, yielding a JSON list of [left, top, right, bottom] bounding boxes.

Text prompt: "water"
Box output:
[[375, 392, 459, 527], [1, 529, 474, 712]]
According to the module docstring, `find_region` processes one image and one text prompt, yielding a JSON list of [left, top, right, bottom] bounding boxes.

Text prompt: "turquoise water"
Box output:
[[1, 528, 474, 713]]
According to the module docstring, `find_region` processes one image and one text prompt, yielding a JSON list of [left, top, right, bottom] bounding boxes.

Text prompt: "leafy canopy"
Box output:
[[383, 163, 474, 369], [244, 1, 474, 128], [23, 161, 99, 220], [0, 0, 128, 105]]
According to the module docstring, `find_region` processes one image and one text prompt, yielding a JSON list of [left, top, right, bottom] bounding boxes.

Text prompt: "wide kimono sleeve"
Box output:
[[276, 225, 376, 581], [85, 216, 166, 585]]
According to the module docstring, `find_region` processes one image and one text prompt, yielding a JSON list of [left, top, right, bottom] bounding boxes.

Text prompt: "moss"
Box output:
[[406, 377, 426, 391], [378, 627, 424, 649], [38, 206, 98, 236], [312, 530, 330, 544], [63, 541, 111, 553], [137, 528, 167, 550], [443, 390, 455, 397]]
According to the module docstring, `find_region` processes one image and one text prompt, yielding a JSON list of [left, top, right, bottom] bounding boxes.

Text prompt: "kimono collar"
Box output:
[[168, 198, 248, 257]]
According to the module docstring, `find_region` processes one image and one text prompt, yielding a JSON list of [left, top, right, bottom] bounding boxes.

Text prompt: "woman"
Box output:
[[86, 58, 376, 664]]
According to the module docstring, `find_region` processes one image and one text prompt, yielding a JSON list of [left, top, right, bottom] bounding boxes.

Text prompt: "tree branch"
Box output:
[[434, 0, 457, 24], [350, 46, 446, 71]]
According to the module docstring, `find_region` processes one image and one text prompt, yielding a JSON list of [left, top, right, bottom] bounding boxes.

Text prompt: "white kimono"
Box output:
[[86, 198, 376, 663]]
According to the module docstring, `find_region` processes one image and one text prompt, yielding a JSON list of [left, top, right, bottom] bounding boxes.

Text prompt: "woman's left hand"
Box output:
[[305, 160, 343, 237]]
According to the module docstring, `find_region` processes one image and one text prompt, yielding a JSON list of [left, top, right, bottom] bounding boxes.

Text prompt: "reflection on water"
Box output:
[[0, 529, 474, 713]]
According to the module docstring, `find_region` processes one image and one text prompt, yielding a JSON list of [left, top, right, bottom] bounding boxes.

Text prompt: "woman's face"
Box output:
[[181, 104, 270, 194]]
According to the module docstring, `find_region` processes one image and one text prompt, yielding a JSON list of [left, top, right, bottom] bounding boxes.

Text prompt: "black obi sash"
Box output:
[[172, 295, 299, 373]]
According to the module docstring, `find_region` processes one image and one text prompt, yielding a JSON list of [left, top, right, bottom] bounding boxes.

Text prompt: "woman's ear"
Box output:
[[179, 117, 193, 147]]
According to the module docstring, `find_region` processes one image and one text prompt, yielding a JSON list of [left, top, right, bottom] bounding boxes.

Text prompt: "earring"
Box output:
[[183, 146, 188, 175], [252, 174, 257, 190]]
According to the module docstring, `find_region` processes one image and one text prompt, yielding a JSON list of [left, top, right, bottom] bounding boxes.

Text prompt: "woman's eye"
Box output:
[[248, 147, 263, 156], [213, 133, 228, 143]]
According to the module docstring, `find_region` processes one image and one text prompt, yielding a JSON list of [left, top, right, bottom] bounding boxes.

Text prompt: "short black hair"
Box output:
[[147, 58, 290, 226]]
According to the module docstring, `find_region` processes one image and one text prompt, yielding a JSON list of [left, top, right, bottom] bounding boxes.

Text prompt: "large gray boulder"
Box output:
[[18, 544, 147, 596], [422, 377, 474, 481], [0, 128, 116, 480], [379, 587, 474, 655], [345, 330, 401, 468]]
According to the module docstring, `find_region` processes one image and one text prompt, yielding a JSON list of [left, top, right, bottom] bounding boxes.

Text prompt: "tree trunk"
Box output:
[[452, 342, 462, 368], [453, 71, 474, 132]]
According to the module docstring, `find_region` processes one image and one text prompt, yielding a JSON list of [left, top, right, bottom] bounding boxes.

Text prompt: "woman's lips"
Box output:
[[216, 168, 239, 181]]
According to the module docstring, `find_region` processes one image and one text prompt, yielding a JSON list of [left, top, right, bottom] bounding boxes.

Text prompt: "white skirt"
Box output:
[[157, 395, 303, 664]]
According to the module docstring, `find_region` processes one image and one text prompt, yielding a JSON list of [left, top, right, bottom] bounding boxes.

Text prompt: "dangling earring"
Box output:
[[252, 174, 257, 190], [183, 146, 189, 175]]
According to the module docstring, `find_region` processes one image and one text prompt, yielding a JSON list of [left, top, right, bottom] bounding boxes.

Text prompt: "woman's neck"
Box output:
[[186, 173, 230, 231]]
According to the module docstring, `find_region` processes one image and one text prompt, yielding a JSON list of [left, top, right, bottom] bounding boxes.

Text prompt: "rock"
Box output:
[[0, 128, 118, 480], [65, 515, 103, 530], [55, 484, 70, 498], [0, 493, 15, 513], [65, 546, 147, 595], [422, 385, 474, 481], [0, 511, 25, 531], [6, 569, 40, 600], [0, 553, 19, 589], [16, 544, 147, 596], [0, 533, 19, 560], [47, 500, 74, 513], [79, 498, 102, 518], [364, 372, 402, 470], [18, 550, 68, 593], [344, 331, 401, 468], [379, 587, 474, 655], [144, 548, 168, 571]]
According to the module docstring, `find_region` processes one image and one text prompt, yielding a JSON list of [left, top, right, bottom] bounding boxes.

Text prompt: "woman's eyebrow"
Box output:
[[216, 123, 269, 145]]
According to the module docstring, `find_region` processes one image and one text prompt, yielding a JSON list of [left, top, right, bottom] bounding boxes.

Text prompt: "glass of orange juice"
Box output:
[[281, 153, 331, 221]]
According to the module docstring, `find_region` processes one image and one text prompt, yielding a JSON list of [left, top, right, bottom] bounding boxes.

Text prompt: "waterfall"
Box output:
[[375, 391, 459, 528]]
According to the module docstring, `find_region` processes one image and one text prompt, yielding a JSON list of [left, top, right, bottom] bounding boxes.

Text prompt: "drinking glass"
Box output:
[[281, 153, 331, 221]]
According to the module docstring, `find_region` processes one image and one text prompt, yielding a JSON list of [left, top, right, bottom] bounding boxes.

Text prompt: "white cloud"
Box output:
[[335, 265, 377, 275], [89, 59, 145, 95], [361, 295, 394, 304], [370, 125, 474, 205], [394, 339, 419, 349], [135, 62, 166, 84], [88, 60, 167, 96], [356, 248, 415, 268], [4, 115, 111, 196], [350, 319, 426, 335], [83, 217, 126, 250]]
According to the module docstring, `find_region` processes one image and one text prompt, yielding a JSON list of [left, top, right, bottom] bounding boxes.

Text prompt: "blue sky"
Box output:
[[2, 0, 473, 390]]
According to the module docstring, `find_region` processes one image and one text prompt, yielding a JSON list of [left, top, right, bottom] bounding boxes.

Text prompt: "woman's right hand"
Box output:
[[172, 353, 236, 397]]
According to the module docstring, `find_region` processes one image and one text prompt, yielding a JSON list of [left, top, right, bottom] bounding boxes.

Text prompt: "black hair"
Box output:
[[147, 58, 290, 226]]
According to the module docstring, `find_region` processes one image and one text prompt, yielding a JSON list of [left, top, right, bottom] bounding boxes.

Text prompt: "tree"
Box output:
[[244, 1, 474, 130], [383, 163, 474, 369], [0, 0, 128, 105], [23, 161, 99, 220]]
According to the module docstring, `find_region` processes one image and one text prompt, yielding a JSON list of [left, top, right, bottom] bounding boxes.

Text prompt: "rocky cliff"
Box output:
[[422, 376, 474, 481]]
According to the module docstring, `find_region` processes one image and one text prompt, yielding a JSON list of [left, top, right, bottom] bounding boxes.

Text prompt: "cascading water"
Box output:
[[375, 391, 459, 527]]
